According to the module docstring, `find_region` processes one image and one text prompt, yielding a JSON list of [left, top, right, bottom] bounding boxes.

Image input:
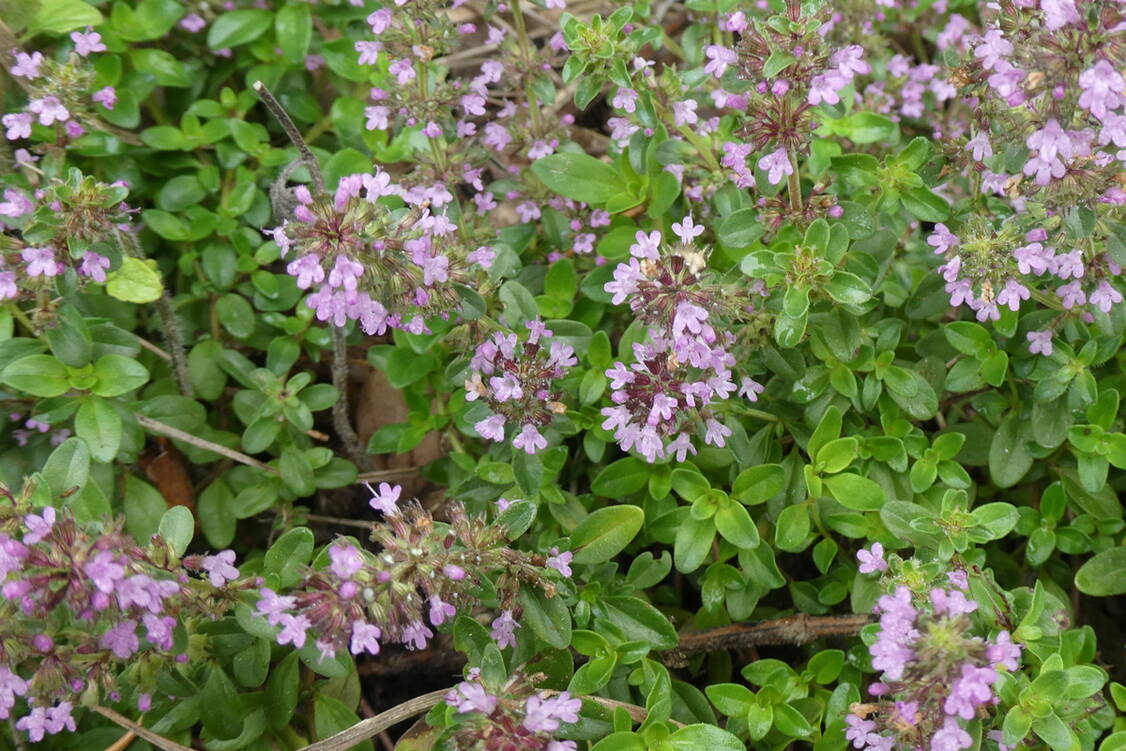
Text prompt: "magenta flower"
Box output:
[[703, 45, 737, 78], [79, 251, 111, 281], [22, 506, 55, 544], [428, 595, 455, 626], [277, 613, 310, 648], [546, 548, 573, 577], [943, 663, 997, 720], [926, 224, 958, 255], [446, 681, 497, 714]]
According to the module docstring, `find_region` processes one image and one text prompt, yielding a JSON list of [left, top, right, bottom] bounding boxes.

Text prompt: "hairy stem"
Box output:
[[663, 613, 874, 667], [252, 80, 326, 195], [114, 230, 193, 398], [510, 1, 544, 137], [331, 325, 368, 468], [787, 150, 803, 213]]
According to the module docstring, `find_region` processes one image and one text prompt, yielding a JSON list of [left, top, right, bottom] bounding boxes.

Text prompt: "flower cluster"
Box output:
[[3, 29, 115, 146], [717, 4, 870, 191], [254, 483, 568, 658], [925, 0, 1126, 346], [848, 579, 1022, 751], [0, 489, 247, 741], [465, 320, 577, 455], [0, 169, 133, 308], [600, 221, 764, 462], [267, 170, 493, 335], [444, 670, 581, 751]]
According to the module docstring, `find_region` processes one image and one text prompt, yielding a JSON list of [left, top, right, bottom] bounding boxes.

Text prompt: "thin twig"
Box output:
[[296, 688, 450, 751], [104, 729, 137, 751], [304, 513, 374, 530], [356, 467, 422, 482], [134, 414, 280, 477], [134, 335, 171, 361], [663, 613, 875, 667], [92, 707, 195, 751], [252, 80, 326, 195], [295, 687, 674, 751]]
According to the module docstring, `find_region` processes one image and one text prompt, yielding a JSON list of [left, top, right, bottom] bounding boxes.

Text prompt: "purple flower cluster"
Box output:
[[850, 582, 1022, 751], [445, 670, 580, 751], [3, 31, 116, 147], [466, 320, 577, 455], [601, 226, 764, 462], [0, 501, 248, 740], [253, 487, 569, 659], [915, 1, 1126, 345], [268, 171, 493, 335]]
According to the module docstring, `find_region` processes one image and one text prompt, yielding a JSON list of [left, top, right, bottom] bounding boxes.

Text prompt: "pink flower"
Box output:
[[704, 45, 737, 78], [71, 29, 106, 56], [356, 40, 382, 65], [546, 548, 573, 577], [2, 113, 32, 141], [490, 610, 520, 648], [671, 214, 705, 243], [856, 543, 888, 574], [329, 542, 364, 580], [200, 550, 239, 586], [27, 97, 69, 126], [513, 423, 547, 454], [926, 223, 958, 254], [350, 621, 381, 655], [429, 595, 456, 626], [23, 506, 55, 544], [366, 482, 402, 515], [9, 52, 43, 79], [100, 619, 140, 658], [757, 148, 793, 185]]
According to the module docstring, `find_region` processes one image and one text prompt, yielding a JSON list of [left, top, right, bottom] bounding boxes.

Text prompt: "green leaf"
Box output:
[[198, 479, 236, 549], [43, 436, 90, 497], [901, 187, 949, 221], [1076, 548, 1126, 596], [733, 464, 786, 505], [27, 0, 102, 36], [75, 397, 122, 463], [775, 504, 810, 552], [989, 415, 1033, 488], [591, 457, 649, 496], [597, 596, 678, 650], [518, 586, 572, 648], [91, 354, 149, 397], [531, 153, 627, 204], [105, 256, 164, 303], [201, 667, 244, 740], [314, 695, 374, 751], [275, 4, 311, 62], [823, 473, 885, 511], [714, 501, 759, 549], [717, 208, 765, 249], [571, 505, 644, 564], [124, 475, 167, 543], [158, 506, 194, 557], [266, 652, 300, 730], [2, 354, 70, 397], [666, 724, 744, 751], [207, 9, 272, 49], [264, 527, 314, 588], [823, 271, 872, 305]]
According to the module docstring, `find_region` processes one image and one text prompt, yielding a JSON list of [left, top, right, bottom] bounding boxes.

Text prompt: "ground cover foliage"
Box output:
[[1, 0, 1126, 749]]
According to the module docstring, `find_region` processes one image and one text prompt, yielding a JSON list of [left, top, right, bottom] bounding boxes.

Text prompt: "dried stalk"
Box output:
[[134, 414, 280, 477], [92, 707, 194, 751]]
